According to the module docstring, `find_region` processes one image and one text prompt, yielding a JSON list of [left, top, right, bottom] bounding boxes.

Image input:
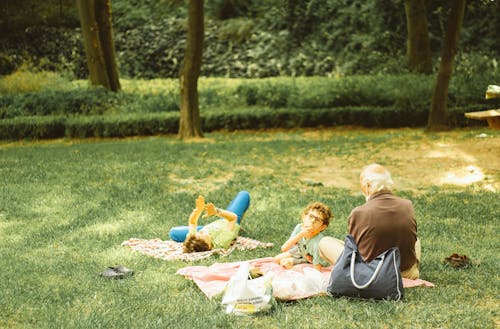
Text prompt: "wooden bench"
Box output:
[[464, 109, 500, 129]]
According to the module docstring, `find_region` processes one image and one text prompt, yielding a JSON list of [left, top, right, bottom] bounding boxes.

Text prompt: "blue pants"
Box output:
[[168, 190, 250, 242]]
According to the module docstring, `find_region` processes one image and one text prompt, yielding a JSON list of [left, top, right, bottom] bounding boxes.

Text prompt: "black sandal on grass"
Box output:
[[99, 265, 134, 279], [111, 265, 134, 276], [99, 267, 125, 279]]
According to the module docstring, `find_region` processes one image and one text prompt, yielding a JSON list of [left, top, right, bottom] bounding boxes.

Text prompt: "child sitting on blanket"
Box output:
[[183, 195, 240, 253], [274, 202, 332, 270]]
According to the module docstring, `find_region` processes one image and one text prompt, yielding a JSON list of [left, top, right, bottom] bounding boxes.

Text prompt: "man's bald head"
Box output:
[[360, 163, 393, 198]]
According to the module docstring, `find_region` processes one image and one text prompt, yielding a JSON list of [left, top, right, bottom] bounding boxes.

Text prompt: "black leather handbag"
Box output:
[[327, 235, 404, 301]]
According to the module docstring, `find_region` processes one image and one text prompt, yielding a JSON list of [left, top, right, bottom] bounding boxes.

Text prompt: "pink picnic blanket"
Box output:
[[177, 257, 435, 301]]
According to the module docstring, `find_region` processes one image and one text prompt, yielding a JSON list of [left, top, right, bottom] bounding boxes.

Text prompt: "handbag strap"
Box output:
[[350, 251, 385, 289]]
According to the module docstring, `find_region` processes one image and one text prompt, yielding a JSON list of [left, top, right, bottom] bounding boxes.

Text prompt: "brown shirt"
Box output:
[[348, 191, 417, 271]]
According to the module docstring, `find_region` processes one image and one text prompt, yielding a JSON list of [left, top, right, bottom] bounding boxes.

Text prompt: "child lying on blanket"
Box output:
[[169, 191, 249, 242], [274, 202, 332, 270], [183, 195, 240, 253]]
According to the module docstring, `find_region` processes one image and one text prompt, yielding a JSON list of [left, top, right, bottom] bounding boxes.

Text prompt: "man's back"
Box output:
[[348, 191, 417, 271]]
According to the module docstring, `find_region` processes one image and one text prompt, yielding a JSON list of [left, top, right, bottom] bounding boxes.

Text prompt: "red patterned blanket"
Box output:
[[121, 236, 274, 261]]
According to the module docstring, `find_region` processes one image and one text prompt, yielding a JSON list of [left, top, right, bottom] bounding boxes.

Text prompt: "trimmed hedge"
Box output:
[[1, 72, 498, 140], [0, 106, 488, 140], [64, 112, 179, 138], [0, 115, 66, 140], [0, 113, 179, 140], [0, 88, 179, 119], [1, 74, 496, 140], [2, 74, 498, 120]]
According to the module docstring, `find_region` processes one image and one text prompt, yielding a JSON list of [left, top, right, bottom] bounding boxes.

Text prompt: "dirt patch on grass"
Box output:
[[295, 129, 500, 193]]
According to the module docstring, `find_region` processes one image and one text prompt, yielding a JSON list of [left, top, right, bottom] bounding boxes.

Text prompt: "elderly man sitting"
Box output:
[[318, 163, 421, 279]]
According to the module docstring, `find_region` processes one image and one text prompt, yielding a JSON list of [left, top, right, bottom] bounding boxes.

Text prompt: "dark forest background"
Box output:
[[1, 0, 498, 79]]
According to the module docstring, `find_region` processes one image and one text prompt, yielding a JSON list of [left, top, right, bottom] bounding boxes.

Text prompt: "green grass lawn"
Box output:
[[0, 128, 498, 329]]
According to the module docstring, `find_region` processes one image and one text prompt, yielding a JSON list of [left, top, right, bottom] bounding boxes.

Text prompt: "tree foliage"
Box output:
[[0, 0, 498, 79]]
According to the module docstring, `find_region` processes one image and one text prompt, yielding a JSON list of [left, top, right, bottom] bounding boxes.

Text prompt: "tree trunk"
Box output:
[[178, 0, 204, 139], [94, 0, 120, 91], [428, 0, 465, 131], [77, 0, 120, 92], [404, 0, 432, 74]]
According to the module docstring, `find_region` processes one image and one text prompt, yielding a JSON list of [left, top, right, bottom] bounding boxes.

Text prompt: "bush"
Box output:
[[0, 26, 86, 78], [0, 113, 180, 140], [65, 113, 179, 138], [449, 52, 500, 107], [233, 74, 491, 112], [0, 104, 485, 141], [235, 83, 259, 105], [0, 83, 180, 119], [0, 52, 16, 75], [0, 73, 497, 140], [0, 88, 117, 118], [0, 116, 66, 140], [0, 69, 69, 94], [235, 80, 295, 108], [125, 93, 179, 113]]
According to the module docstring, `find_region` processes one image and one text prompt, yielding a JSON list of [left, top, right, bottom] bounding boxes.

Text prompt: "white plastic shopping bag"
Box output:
[[272, 267, 327, 300], [221, 262, 274, 315]]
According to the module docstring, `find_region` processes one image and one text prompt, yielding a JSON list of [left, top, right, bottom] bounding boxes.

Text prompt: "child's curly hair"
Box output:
[[301, 202, 333, 226], [183, 233, 212, 253]]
